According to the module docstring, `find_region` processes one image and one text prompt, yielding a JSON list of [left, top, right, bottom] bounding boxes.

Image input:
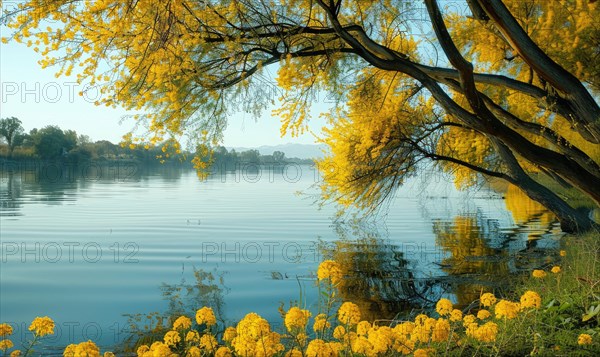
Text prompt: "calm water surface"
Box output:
[[0, 163, 562, 353]]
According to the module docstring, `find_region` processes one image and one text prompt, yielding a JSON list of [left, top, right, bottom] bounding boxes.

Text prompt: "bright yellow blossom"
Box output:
[[0, 339, 13, 350], [163, 330, 181, 346], [578, 333, 592, 345], [520, 291, 542, 309], [223, 327, 237, 342], [333, 325, 346, 340], [551, 266, 562, 274], [215, 346, 232, 357], [195, 307, 217, 326], [173, 316, 192, 330], [338, 302, 361, 325], [0, 324, 13, 337], [413, 348, 432, 357], [450, 309, 463, 322], [356, 321, 371, 336], [185, 330, 200, 343], [560, 250, 567, 257], [532, 270, 547, 278], [284, 307, 311, 332], [474, 322, 498, 342], [136, 345, 149, 356], [495, 300, 521, 319], [480, 293, 497, 307], [317, 260, 343, 285], [10, 350, 21, 357], [436, 298, 453, 316], [477, 309, 491, 320], [187, 346, 201, 357], [463, 314, 476, 326], [199, 334, 217, 351], [313, 314, 330, 333], [431, 318, 450, 342], [63, 340, 100, 357], [29, 316, 55, 337]]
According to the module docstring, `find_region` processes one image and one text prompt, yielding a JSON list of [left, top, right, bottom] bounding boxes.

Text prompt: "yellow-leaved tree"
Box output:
[[3, 0, 599, 232]]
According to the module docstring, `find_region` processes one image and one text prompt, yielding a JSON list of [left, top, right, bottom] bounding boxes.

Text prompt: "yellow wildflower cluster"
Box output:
[[337, 302, 362, 326], [0, 323, 15, 354], [231, 312, 284, 356], [63, 340, 101, 357], [4, 258, 597, 356], [317, 260, 343, 285], [173, 316, 192, 330], [135, 307, 223, 356], [578, 333, 593, 345], [195, 307, 217, 326], [435, 298, 454, 316], [284, 307, 311, 332], [29, 316, 55, 337]]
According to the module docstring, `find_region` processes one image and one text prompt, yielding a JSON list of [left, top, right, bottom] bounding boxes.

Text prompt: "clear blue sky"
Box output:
[[0, 30, 327, 147]]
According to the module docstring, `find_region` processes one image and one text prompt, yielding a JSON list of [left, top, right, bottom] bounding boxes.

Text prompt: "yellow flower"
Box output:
[[306, 338, 340, 357], [450, 309, 463, 322], [136, 345, 150, 356], [520, 291, 542, 309], [393, 322, 414, 336], [63, 341, 100, 357], [173, 316, 192, 330], [199, 334, 217, 351], [431, 318, 450, 342], [333, 325, 346, 340], [214, 346, 232, 357], [0, 339, 13, 350], [284, 307, 311, 332], [413, 348, 431, 357], [185, 330, 200, 343], [495, 300, 521, 319], [551, 266, 561, 274], [313, 314, 330, 333], [474, 322, 498, 342], [317, 260, 343, 285], [285, 348, 302, 357], [436, 298, 453, 316], [164, 330, 181, 346], [10, 350, 21, 357], [577, 333, 592, 345], [196, 307, 217, 326], [149, 342, 171, 356], [477, 309, 491, 320], [223, 327, 237, 342], [356, 321, 371, 336], [351, 336, 373, 355], [104, 353, 115, 357], [0, 324, 13, 337], [29, 316, 55, 337], [480, 293, 497, 307], [187, 346, 201, 357], [463, 314, 476, 326], [338, 302, 361, 325], [559, 250, 566, 257], [532, 269, 547, 278], [465, 322, 478, 338]]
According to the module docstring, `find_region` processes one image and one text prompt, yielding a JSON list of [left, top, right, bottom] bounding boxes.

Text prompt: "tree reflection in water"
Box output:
[[322, 200, 559, 322]]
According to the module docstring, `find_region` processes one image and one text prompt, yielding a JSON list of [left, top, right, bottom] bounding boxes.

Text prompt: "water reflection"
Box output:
[[321, 203, 559, 321], [504, 184, 558, 240]]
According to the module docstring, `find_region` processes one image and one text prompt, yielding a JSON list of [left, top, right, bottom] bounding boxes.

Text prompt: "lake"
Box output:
[[0, 161, 562, 353]]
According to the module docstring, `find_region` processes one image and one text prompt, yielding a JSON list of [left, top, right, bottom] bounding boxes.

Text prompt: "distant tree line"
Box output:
[[0, 117, 313, 168]]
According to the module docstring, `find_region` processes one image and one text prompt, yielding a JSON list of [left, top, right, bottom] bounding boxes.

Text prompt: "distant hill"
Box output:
[[230, 143, 326, 159]]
